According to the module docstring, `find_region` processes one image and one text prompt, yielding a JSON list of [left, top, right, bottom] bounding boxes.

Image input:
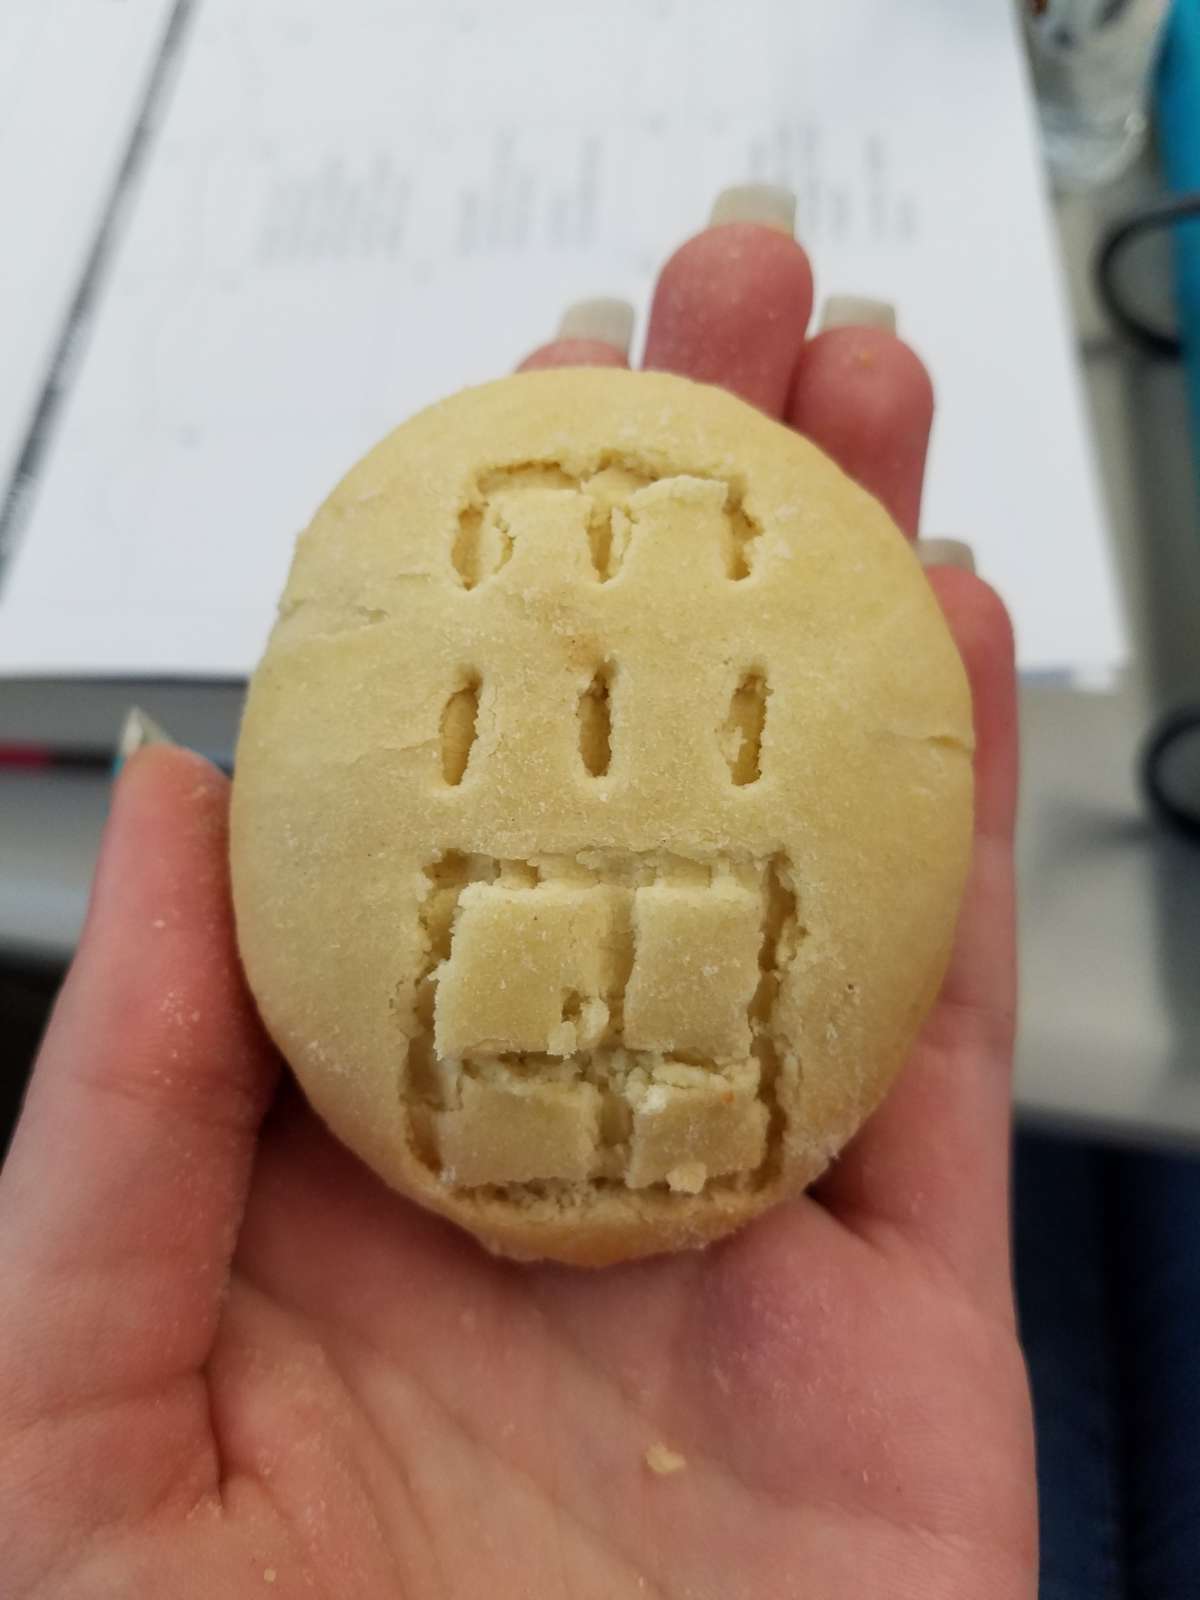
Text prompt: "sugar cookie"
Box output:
[[231, 368, 973, 1265]]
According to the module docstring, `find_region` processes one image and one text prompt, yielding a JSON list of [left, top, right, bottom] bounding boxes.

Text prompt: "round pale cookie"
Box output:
[[231, 367, 973, 1266]]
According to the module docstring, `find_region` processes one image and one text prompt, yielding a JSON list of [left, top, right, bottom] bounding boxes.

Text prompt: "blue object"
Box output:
[[1158, 0, 1200, 471], [1015, 1128, 1200, 1600]]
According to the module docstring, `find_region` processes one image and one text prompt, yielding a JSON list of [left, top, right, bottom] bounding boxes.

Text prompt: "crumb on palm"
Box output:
[[645, 1442, 687, 1476]]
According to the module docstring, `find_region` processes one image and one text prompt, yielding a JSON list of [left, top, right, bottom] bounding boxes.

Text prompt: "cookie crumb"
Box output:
[[666, 1162, 707, 1195], [645, 1441, 687, 1475], [263, 1569, 277, 1584]]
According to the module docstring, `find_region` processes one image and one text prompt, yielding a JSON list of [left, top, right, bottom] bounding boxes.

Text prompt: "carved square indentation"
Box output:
[[622, 881, 762, 1060], [437, 1065, 602, 1187], [625, 1059, 769, 1191], [407, 851, 798, 1193], [433, 883, 617, 1059]]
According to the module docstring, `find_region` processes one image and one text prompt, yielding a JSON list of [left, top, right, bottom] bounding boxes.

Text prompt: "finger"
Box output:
[[519, 297, 633, 372], [0, 746, 279, 1415], [787, 317, 934, 537], [818, 573, 1020, 1317], [643, 189, 813, 417]]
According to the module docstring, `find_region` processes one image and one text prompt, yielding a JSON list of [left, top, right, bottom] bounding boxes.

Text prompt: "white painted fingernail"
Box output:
[[918, 539, 976, 575], [114, 706, 174, 773], [556, 298, 635, 355], [709, 184, 796, 236], [820, 295, 898, 334]]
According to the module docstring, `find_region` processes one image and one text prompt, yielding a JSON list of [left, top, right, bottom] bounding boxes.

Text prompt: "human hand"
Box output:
[[1, 192, 1035, 1598]]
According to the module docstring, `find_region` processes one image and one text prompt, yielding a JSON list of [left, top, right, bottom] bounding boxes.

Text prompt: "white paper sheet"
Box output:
[[0, 0, 174, 503], [0, 0, 1125, 679]]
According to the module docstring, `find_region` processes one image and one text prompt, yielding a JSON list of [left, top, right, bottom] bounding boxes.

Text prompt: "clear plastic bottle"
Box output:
[[1024, 0, 1172, 190]]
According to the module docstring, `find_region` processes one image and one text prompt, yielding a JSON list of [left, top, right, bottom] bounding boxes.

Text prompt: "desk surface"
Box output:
[[3, 164, 1200, 1146]]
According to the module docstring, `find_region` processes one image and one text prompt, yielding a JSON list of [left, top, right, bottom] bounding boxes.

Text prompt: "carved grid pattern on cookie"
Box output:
[[451, 459, 764, 589], [405, 852, 800, 1195], [427, 462, 780, 802]]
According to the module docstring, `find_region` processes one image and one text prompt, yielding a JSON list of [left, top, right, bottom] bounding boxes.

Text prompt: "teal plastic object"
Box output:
[[1158, 0, 1200, 466]]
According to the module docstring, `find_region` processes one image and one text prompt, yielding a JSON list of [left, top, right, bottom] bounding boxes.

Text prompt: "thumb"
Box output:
[[0, 745, 279, 1417]]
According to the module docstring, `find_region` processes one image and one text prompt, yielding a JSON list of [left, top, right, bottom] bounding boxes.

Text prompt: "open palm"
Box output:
[[1, 214, 1035, 1598]]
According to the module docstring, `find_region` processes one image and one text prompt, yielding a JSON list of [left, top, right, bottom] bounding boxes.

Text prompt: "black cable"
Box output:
[[1094, 190, 1200, 359], [1141, 707, 1200, 843], [1095, 198, 1200, 842]]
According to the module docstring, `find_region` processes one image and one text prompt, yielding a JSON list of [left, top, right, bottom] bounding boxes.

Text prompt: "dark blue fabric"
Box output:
[[1014, 1128, 1200, 1599], [1015, 1129, 1126, 1600], [1110, 1144, 1200, 1598]]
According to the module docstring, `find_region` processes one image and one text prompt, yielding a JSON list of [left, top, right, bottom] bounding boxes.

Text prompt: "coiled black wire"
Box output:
[[1141, 707, 1200, 842], [1095, 193, 1200, 841], [1095, 189, 1200, 357]]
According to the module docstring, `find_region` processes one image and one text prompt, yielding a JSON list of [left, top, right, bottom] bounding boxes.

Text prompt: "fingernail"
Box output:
[[114, 706, 174, 775], [555, 298, 635, 355], [819, 296, 898, 334], [708, 184, 796, 236], [918, 539, 977, 575]]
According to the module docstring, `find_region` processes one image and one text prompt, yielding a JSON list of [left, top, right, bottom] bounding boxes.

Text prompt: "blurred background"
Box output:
[[1, 0, 1199, 1582]]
